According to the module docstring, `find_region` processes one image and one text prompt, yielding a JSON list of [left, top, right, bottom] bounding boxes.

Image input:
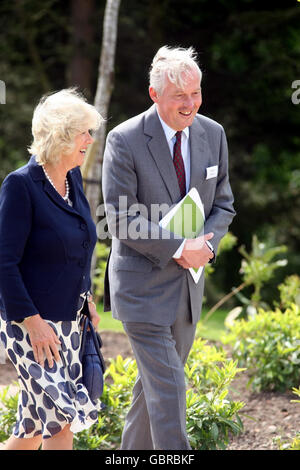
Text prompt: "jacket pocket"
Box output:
[[112, 255, 153, 273]]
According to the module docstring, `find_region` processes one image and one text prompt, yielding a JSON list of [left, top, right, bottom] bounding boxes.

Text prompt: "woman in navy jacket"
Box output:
[[0, 88, 103, 450]]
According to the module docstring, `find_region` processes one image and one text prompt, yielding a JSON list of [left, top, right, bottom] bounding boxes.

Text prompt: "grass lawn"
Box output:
[[197, 308, 229, 342], [98, 306, 124, 332], [98, 303, 229, 342]]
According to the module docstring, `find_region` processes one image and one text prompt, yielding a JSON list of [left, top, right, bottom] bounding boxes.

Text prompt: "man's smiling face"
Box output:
[[149, 69, 202, 131]]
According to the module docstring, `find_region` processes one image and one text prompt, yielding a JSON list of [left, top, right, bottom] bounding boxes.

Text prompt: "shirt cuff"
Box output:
[[206, 240, 216, 264], [173, 239, 186, 259]]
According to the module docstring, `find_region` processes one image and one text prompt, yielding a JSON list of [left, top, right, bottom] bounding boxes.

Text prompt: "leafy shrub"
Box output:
[[238, 236, 287, 308], [185, 338, 228, 392], [185, 338, 245, 449], [74, 356, 138, 450], [92, 242, 110, 303], [224, 303, 300, 391], [286, 387, 300, 450], [275, 275, 300, 309], [276, 387, 300, 450], [202, 235, 288, 324], [0, 386, 18, 441], [284, 436, 300, 450], [79, 342, 245, 450], [0, 342, 245, 450]]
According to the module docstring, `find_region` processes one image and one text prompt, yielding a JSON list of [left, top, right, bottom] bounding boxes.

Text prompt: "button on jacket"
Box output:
[[0, 155, 97, 322]]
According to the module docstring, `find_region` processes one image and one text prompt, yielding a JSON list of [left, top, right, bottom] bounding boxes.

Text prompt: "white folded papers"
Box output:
[[159, 187, 205, 283]]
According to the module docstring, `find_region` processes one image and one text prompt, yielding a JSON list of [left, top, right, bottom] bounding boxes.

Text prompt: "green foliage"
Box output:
[[196, 309, 229, 342], [203, 235, 288, 325], [289, 388, 300, 450], [205, 231, 238, 278], [185, 339, 245, 450], [0, 386, 19, 441], [185, 338, 228, 392], [276, 387, 300, 450], [218, 231, 238, 253], [81, 341, 245, 451], [92, 242, 110, 303], [224, 304, 300, 392], [1, 0, 300, 295], [98, 309, 124, 332], [285, 437, 300, 451], [0, 0, 70, 181], [291, 386, 300, 404], [0, 343, 244, 450], [73, 415, 108, 450], [277, 435, 300, 451], [97, 356, 138, 449], [186, 369, 244, 451], [275, 275, 300, 309], [74, 356, 137, 450], [238, 235, 288, 308]]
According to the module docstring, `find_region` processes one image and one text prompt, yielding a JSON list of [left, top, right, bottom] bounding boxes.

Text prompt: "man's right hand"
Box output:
[[174, 232, 214, 269]]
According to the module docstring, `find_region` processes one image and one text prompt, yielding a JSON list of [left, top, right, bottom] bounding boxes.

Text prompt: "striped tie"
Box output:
[[173, 131, 186, 199]]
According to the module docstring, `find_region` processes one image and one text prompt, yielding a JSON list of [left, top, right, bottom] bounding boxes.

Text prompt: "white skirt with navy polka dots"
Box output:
[[0, 297, 101, 439]]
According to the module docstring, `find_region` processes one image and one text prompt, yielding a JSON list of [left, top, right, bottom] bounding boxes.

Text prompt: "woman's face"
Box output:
[[64, 130, 94, 168]]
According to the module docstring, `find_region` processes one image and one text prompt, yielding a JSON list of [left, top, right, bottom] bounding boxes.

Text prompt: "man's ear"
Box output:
[[149, 86, 159, 103]]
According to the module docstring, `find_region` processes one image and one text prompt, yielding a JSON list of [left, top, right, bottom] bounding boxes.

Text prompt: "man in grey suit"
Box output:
[[102, 46, 235, 450]]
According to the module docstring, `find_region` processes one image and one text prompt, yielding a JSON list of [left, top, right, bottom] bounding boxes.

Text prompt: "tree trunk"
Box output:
[[81, 0, 121, 277], [82, 0, 121, 219], [69, 0, 96, 99]]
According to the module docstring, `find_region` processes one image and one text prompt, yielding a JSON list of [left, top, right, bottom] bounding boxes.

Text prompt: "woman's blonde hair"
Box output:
[[149, 45, 202, 95], [28, 88, 103, 165]]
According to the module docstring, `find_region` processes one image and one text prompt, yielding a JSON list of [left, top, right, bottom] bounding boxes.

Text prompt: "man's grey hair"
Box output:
[[149, 46, 202, 95]]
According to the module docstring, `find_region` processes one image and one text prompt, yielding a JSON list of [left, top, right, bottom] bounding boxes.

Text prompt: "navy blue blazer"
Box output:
[[0, 155, 97, 322]]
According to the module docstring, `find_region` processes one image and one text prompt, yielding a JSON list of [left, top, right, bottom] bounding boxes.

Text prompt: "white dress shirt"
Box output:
[[157, 112, 191, 194], [156, 110, 190, 258], [156, 110, 215, 263]]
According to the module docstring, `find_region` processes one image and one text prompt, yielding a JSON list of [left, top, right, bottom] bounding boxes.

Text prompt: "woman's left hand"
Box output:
[[88, 300, 100, 330]]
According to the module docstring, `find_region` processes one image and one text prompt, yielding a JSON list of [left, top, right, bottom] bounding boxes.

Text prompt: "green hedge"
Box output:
[[224, 303, 300, 391], [0, 339, 245, 450]]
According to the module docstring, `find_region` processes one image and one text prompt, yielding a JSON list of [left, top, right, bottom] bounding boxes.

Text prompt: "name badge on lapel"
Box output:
[[206, 165, 218, 180]]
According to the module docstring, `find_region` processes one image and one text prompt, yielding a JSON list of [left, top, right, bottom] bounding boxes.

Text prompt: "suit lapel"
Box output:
[[189, 117, 208, 191], [144, 107, 210, 202], [43, 178, 80, 216], [144, 105, 181, 203], [66, 168, 79, 210], [28, 155, 80, 216]]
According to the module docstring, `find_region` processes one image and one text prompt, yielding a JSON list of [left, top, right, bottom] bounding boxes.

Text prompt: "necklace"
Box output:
[[42, 165, 71, 204]]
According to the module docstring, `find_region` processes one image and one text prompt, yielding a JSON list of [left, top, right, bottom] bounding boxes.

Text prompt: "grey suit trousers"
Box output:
[[121, 305, 197, 450]]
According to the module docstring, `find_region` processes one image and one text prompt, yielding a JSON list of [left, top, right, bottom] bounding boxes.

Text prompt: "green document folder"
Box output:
[[161, 188, 205, 283], [165, 194, 204, 239]]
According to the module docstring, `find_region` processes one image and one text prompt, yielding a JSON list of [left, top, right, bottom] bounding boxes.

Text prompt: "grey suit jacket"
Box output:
[[102, 104, 235, 325]]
